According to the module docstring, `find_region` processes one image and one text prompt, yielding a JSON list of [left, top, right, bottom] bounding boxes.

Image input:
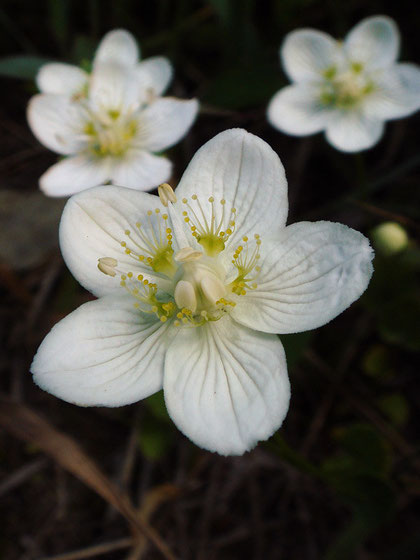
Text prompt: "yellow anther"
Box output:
[[182, 211, 188, 216], [125, 248, 131, 254], [124, 229, 130, 235], [226, 229, 232, 235], [143, 279, 149, 285], [182, 198, 187, 204], [139, 255, 145, 261], [136, 222, 141, 228], [163, 214, 168, 220], [155, 208, 160, 214], [220, 199, 226, 205], [137, 274, 143, 281], [192, 194, 197, 200], [174, 320, 181, 326], [151, 305, 158, 312], [160, 316, 168, 323], [133, 302, 140, 308], [127, 272, 133, 278], [243, 236, 248, 242], [208, 196, 214, 203], [147, 210, 152, 216], [166, 228, 172, 234], [121, 241, 126, 247]]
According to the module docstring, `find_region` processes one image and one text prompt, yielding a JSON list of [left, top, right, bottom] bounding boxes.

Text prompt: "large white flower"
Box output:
[[27, 29, 198, 196], [31, 129, 374, 455], [267, 16, 420, 152]]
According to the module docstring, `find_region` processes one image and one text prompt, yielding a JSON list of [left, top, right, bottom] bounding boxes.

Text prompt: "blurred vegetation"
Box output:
[[0, 1, 419, 559]]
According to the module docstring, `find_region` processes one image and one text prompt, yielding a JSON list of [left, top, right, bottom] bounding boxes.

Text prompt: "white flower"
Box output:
[[27, 29, 199, 196], [31, 129, 374, 455], [267, 16, 420, 152]]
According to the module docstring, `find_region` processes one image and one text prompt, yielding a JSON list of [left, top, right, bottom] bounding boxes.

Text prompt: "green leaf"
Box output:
[[339, 423, 391, 476], [145, 390, 170, 422], [0, 55, 52, 80], [376, 394, 409, 427], [137, 416, 173, 461]]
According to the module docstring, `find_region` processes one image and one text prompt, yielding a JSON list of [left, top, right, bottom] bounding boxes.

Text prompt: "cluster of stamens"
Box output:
[[120, 209, 175, 277], [320, 62, 374, 109], [98, 185, 264, 328], [83, 108, 138, 157], [181, 195, 237, 256], [230, 234, 261, 295], [121, 272, 176, 322]]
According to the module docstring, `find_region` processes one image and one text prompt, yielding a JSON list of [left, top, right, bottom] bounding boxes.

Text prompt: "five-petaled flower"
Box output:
[[31, 129, 374, 455], [27, 29, 198, 196], [267, 15, 420, 152]]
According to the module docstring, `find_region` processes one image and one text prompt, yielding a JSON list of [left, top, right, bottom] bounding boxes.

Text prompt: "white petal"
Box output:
[[93, 29, 139, 69], [36, 63, 88, 95], [176, 129, 288, 244], [325, 110, 384, 152], [364, 63, 420, 120], [231, 221, 374, 334], [27, 94, 86, 155], [163, 317, 290, 455], [59, 185, 174, 297], [136, 56, 173, 98], [345, 16, 399, 70], [31, 293, 170, 407], [281, 29, 340, 82], [40, 155, 111, 197], [136, 97, 198, 152], [267, 84, 331, 135], [89, 62, 140, 113], [111, 149, 172, 191]]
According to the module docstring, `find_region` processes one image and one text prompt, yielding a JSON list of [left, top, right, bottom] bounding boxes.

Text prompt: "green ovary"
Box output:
[[197, 234, 226, 257], [150, 247, 176, 277]]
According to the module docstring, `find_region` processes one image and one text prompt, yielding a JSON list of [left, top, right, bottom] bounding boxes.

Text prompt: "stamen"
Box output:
[[98, 257, 118, 277], [180, 195, 237, 256], [158, 183, 177, 207], [230, 234, 262, 295]]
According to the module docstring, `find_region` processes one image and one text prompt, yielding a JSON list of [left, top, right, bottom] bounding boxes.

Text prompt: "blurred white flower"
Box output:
[[268, 16, 420, 152], [27, 30, 198, 196], [31, 129, 374, 455]]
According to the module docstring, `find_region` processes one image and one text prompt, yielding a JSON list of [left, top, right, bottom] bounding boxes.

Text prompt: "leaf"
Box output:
[[0, 400, 176, 560], [325, 475, 395, 560], [338, 423, 391, 476], [137, 416, 174, 461], [376, 394, 409, 427], [0, 55, 52, 79], [145, 390, 171, 422]]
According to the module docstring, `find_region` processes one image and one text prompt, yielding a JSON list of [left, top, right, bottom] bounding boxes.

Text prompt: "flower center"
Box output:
[[98, 187, 262, 327], [320, 62, 374, 109], [180, 195, 237, 256], [84, 109, 138, 157]]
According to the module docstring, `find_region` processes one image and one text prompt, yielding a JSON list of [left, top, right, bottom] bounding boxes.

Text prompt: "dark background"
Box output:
[[0, 1, 419, 559]]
